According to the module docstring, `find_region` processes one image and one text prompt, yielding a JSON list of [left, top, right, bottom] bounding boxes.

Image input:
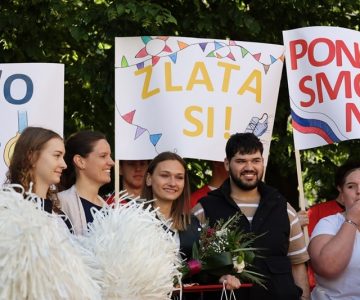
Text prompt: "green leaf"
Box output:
[[192, 242, 199, 260]]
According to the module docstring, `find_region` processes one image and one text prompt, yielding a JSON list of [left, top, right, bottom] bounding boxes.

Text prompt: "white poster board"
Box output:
[[283, 26, 360, 150], [0, 63, 64, 183], [115, 36, 284, 162]]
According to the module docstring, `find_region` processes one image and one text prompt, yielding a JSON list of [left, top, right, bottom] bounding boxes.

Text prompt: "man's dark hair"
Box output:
[[335, 160, 360, 187], [225, 132, 263, 161]]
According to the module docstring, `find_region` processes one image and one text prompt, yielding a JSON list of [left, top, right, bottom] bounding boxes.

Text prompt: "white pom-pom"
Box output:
[[0, 186, 102, 300], [82, 199, 182, 300]]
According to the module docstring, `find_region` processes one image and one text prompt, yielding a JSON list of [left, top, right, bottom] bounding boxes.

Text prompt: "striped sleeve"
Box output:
[[287, 203, 310, 264]]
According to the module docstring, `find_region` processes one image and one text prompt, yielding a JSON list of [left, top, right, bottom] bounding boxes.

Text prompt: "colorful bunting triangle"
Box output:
[[227, 52, 235, 61], [229, 40, 237, 46], [135, 126, 147, 139], [278, 54, 285, 62], [169, 53, 177, 63], [163, 45, 172, 53], [157, 36, 169, 41], [141, 36, 152, 44], [270, 55, 277, 64], [241, 47, 249, 57], [199, 43, 207, 52], [135, 47, 148, 58], [214, 41, 223, 50], [121, 56, 129, 68], [206, 51, 216, 57], [263, 64, 270, 74], [136, 62, 144, 70], [121, 110, 136, 124], [152, 56, 160, 66], [149, 134, 162, 146], [253, 53, 261, 61], [178, 41, 189, 50], [216, 53, 222, 59]]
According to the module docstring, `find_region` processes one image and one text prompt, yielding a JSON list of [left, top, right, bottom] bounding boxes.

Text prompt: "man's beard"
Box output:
[[229, 168, 261, 191]]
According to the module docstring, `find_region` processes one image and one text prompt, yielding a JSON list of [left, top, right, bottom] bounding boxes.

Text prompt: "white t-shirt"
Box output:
[[310, 213, 360, 299]]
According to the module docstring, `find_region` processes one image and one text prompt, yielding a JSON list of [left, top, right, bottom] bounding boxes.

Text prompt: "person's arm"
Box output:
[[308, 225, 357, 278], [287, 203, 310, 298], [192, 203, 206, 224], [309, 199, 360, 278], [291, 263, 310, 300]]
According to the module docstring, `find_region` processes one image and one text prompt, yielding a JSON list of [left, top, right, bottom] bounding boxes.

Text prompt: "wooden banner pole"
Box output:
[[114, 159, 120, 204], [295, 149, 309, 244]]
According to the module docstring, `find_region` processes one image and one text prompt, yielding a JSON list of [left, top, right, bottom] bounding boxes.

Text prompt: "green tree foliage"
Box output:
[[1, 0, 360, 204]]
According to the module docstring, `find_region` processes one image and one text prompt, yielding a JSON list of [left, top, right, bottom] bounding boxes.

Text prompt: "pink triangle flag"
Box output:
[[253, 53, 261, 61], [135, 47, 148, 58], [163, 45, 172, 53], [122, 110, 136, 124], [152, 56, 160, 66], [227, 52, 235, 61]]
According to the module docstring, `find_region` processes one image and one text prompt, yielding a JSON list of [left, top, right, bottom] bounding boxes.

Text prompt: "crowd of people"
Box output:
[[2, 126, 359, 300]]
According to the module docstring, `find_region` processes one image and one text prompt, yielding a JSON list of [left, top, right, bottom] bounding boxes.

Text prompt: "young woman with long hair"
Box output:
[[58, 130, 114, 235], [6, 126, 67, 214], [2, 126, 100, 298], [141, 151, 240, 294]]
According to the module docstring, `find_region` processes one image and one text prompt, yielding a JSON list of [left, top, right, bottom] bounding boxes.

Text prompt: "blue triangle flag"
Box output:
[[270, 55, 277, 64], [150, 133, 162, 146], [169, 53, 177, 63], [214, 41, 223, 50]]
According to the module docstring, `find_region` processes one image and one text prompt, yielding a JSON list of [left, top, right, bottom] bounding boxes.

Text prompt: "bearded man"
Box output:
[[193, 132, 310, 300]]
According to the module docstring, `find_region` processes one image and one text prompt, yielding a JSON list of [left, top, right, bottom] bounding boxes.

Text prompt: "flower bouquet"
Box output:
[[182, 212, 266, 287]]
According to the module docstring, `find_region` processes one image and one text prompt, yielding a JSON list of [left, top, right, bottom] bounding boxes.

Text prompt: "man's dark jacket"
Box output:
[[198, 179, 302, 300]]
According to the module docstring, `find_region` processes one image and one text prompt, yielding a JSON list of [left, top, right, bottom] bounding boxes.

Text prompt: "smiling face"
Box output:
[[78, 139, 114, 186], [339, 169, 360, 210], [225, 150, 264, 191], [146, 159, 185, 203], [32, 137, 67, 191]]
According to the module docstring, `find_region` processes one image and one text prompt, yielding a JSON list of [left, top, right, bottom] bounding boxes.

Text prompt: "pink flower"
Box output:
[[187, 259, 202, 276]]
